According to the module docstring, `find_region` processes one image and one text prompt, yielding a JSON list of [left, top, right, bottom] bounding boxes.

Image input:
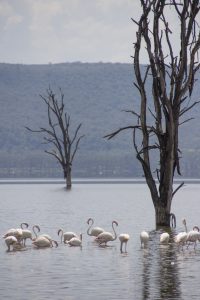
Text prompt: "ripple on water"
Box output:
[[1, 183, 200, 299]]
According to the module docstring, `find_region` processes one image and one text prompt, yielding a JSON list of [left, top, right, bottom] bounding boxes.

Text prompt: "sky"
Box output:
[[0, 0, 198, 65]]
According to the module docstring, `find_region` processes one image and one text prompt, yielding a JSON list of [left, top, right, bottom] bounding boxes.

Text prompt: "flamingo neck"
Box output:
[[184, 224, 188, 233], [21, 222, 28, 229], [87, 219, 94, 236], [112, 222, 117, 241], [58, 229, 64, 242], [33, 225, 40, 238]]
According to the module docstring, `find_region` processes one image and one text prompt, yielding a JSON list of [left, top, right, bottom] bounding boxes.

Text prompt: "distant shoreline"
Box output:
[[0, 178, 200, 184]]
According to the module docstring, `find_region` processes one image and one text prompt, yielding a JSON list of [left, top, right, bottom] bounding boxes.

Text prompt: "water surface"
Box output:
[[0, 182, 200, 299]]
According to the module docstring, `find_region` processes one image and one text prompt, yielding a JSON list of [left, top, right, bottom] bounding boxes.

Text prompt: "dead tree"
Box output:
[[26, 88, 84, 190], [105, 0, 200, 226]]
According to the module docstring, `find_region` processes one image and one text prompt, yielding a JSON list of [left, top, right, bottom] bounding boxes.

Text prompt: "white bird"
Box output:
[[95, 220, 118, 246], [32, 236, 58, 248], [3, 228, 23, 241], [67, 233, 82, 247], [32, 225, 53, 242], [186, 226, 200, 249], [4, 236, 18, 252], [119, 233, 130, 253], [20, 222, 33, 246], [39, 234, 53, 241], [174, 218, 188, 249], [174, 231, 188, 249], [181, 218, 200, 249], [58, 228, 78, 243], [87, 218, 105, 237], [160, 232, 170, 244], [140, 231, 149, 248]]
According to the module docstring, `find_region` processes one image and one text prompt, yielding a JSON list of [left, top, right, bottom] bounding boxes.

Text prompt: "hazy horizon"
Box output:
[[0, 0, 184, 65]]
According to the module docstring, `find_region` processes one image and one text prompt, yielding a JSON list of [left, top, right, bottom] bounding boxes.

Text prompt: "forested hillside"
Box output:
[[0, 62, 200, 178]]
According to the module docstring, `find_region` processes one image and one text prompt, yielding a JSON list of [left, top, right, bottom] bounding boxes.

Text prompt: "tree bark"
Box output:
[[66, 168, 72, 190], [105, 0, 200, 227], [155, 204, 171, 227]]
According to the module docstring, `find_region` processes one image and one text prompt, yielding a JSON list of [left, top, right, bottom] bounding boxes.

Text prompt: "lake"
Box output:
[[0, 181, 200, 300]]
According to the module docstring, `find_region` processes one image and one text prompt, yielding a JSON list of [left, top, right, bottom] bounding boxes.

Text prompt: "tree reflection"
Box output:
[[141, 230, 181, 299], [141, 247, 151, 299]]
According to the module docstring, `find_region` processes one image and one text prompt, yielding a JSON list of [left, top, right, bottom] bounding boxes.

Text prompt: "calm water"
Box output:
[[0, 182, 200, 300]]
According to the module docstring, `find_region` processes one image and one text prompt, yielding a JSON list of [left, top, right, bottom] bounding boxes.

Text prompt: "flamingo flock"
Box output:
[[2, 217, 200, 253], [2, 218, 129, 253], [159, 218, 200, 250]]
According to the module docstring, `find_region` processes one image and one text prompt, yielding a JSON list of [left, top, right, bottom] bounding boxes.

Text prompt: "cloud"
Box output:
[[0, 1, 23, 30], [23, 0, 136, 63], [0, 0, 197, 64], [5, 15, 23, 29], [0, 1, 13, 16], [0, 0, 137, 63]]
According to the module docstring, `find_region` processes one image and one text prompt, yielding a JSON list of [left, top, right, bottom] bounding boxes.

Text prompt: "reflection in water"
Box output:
[[141, 247, 151, 300], [1, 183, 200, 299], [158, 241, 181, 299], [141, 230, 182, 299]]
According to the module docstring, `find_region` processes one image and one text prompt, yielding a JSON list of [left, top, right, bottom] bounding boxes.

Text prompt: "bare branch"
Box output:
[[105, 0, 200, 225], [71, 135, 85, 163], [172, 181, 185, 198], [26, 88, 84, 189], [179, 101, 200, 116], [104, 126, 140, 140], [179, 117, 194, 126]]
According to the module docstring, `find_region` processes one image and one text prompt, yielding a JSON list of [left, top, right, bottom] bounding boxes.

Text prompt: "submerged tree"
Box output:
[[105, 0, 200, 226], [26, 88, 84, 190]]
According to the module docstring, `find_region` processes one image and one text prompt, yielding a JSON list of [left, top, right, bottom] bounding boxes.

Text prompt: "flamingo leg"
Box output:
[[120, 242, 123, 253], [194, 241, 197, 249], [125, 242, 127, 253]]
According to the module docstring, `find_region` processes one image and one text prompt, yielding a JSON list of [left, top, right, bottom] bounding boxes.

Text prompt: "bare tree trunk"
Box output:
[[105, 0, 200, 227], [66, 168, 72, 190], [155, 205, 170, 227], [26, 88, 84, 191], [63, 166, 72, 190]]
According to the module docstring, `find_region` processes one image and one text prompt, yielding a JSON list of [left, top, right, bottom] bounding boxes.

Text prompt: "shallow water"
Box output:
[[0, 182, 200, 299]]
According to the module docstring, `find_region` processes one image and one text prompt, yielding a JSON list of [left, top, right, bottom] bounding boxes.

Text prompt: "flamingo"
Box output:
[[4, 236, 18, 252], [32, 225, 53, 242], [160, 232, 170, 245], [118, 233, 130, 253], [39, 233, 53, 241], [32, 236, 58, 248], [87, 218, 105, 237], [174, 218, 188, 250], [174, 231, 188, 250], [3, 227, 23, 241], [140, 231, 149, 248], [20, 222, 33, 246], [181, 218, 200, 249], [67, 233, 82, 247], [57, 229, 78, 243], [95, 221, 118, 246], [186, 226, 200, 249]]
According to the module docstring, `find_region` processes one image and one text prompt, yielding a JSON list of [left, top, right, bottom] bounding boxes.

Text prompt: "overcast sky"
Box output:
[[0, 0, 198, 65]]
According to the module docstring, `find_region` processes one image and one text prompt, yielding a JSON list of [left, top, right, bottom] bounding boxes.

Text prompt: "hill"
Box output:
[[0, 62, 200, 178]]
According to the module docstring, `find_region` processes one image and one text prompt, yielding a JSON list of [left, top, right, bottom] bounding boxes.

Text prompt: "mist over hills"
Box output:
[[0, 62, 200, 179]]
